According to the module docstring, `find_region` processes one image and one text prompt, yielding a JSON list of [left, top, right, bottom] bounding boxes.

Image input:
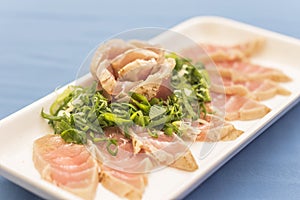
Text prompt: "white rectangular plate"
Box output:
[[1, 16, 300, 200]]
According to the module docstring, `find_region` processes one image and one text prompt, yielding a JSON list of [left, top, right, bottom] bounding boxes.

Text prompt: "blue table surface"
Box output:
[[1, 0, 300, 199]]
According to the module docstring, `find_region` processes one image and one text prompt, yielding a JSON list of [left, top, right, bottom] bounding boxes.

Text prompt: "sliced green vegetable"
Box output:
[[61, 129, 87, 144], [50, 86, 74, 115]]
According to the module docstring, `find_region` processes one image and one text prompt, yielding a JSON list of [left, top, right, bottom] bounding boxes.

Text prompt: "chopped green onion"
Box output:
[[147, 129, 158, 138], [106, 139, 118, 156]]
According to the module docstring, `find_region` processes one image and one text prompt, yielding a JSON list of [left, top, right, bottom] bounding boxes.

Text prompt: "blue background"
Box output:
[[1, 0, 300, 199]]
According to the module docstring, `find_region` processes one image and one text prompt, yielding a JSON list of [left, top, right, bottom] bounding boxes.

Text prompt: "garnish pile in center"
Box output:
[[41, 39, 211, 173]]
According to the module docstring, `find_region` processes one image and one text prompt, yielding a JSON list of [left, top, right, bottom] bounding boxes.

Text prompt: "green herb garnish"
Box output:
[[167, 53, 211, 116]]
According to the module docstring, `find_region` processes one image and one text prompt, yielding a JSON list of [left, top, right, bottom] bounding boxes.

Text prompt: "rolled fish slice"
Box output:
[[111, 48, 159, 77], [90, 39, 176, 101], [90, 39, 135, 78]]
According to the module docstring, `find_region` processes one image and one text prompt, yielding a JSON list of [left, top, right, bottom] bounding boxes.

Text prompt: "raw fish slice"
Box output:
[[93, 127, 198, 172], [196, 114, 243, 142], [225, 95, 271, 120], [86, 127, 150, 199], [215, 60, 291, 82], [33, 134, 99, 200], [131, 130, 198, 171], [210, 76, 247, 96], [211, 77, 291, 100], [100, 165, 148, 200], [200, 38, 264, 61], [245, 79, 291, 100], [93, 127, 159, 173]]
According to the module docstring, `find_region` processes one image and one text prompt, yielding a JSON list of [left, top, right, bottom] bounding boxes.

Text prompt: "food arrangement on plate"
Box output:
[[33, 35, 291, 200]]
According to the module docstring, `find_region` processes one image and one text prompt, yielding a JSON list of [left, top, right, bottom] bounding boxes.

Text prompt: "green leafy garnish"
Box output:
[[167, 53, 211, 116]]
